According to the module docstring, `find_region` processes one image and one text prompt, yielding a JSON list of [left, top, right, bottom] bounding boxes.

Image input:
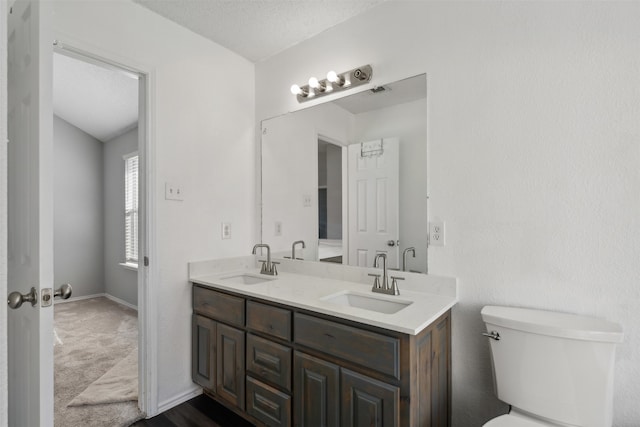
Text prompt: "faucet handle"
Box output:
[[258, 260, 268, 274], [389, 276, 405, 295], [368, 273, 381, 290], [271, 261, 279, 275]]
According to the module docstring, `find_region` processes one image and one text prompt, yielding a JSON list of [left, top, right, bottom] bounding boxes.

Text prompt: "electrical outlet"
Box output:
[[165, 182, 183, 201], [221, 222, 231, 240], [429, 221, 445, 246], [275, 221, 282, 236], [303, 195, 312, 207]]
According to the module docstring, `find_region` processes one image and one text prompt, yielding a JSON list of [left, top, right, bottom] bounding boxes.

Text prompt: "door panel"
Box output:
[[216, 323, 245, 409], [348, 138, 399, 268], [7, 0, 54, 426], [191, 315, 216, 390], [341, 368, 399, 427], [294, 351, 339, 427]]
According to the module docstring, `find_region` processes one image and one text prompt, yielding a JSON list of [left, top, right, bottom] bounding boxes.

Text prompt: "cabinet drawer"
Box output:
[[246, 376, 291, 427], [247, 334, 292, 391], [194, 286, 244, 327], [294, 313, 400, 379], [246, 301, 292, 341]]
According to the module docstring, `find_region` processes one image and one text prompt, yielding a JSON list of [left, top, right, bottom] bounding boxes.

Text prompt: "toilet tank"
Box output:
[[481, 306, 623, 427]]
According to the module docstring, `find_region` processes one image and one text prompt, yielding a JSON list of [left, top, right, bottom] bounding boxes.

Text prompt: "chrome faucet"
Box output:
[[374, 253, 389, 290], [292, 240, 306, 260], [370, 253, 403, 295], [402, 247, 416, 272], [252, 244, 277, 275]]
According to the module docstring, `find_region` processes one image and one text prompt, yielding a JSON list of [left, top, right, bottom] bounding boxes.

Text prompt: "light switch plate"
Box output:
[[165, 182, 183, 201]]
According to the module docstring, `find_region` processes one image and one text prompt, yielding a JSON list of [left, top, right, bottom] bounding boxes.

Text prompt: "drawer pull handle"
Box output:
[[324, 333, 335, 339]]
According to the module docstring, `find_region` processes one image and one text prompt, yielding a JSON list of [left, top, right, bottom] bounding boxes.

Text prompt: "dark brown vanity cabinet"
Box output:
[[192, 314, 216, 390], [192, 284, 451, 427], [294, 351, 340, 426], [192, 315, 246, 410], [192, 286, 246, 410], [216, 323, 246, 409]]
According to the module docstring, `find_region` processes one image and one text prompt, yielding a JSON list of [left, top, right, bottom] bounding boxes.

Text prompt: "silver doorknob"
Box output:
[[7, 287, 38, 309], [387, 240, 398, 247], [54, 283, 72, 300]]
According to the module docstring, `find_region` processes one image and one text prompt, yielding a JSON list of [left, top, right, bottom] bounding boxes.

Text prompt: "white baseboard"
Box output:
[[156, 387, 202, 415], [54, 292, 138, 311], [54, 292, 106, 304], [104, 293, 138, 311]]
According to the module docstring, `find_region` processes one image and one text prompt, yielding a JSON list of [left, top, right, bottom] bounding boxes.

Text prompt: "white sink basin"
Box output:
[[218, 273, 275, 285], [321, 291, 413, 314]]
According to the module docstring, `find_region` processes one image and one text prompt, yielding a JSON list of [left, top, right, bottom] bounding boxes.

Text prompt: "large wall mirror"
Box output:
[[261, 73, 428, 273]]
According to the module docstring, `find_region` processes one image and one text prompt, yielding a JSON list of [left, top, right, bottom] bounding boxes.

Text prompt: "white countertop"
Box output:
[[190, 267, 457, 335]]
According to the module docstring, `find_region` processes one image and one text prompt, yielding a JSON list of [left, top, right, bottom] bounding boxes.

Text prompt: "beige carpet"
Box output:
[[68, 348, 138, 406], [54, 297, 144, 427]]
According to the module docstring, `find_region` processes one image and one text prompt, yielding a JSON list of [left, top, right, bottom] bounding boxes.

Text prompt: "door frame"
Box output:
[[51, 40, 158, 417], [316, 133, 349, 264], [1, 0, 8, 425]]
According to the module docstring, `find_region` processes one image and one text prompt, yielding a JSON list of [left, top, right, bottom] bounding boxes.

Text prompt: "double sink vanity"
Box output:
[[188, 254, 457, 426], [188, 72, 454, 426]]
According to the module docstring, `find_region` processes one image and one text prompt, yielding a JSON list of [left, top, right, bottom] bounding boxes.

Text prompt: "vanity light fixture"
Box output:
[[308, 77, 327, 93], [291, 64, 373, 103], [290, 84, 309, 97]]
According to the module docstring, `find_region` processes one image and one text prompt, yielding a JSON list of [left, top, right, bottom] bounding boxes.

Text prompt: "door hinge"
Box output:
[[144, 256, 149, 267]]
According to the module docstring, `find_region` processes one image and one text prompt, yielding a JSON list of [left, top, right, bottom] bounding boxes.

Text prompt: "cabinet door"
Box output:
[[216, 323, 246, 409], [192, 315, 216, 390], [341, 369, 399, 427], [294, 352, 339, 427]]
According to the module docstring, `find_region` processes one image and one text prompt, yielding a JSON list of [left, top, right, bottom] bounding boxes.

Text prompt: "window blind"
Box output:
[[125, 154, 139, 265]]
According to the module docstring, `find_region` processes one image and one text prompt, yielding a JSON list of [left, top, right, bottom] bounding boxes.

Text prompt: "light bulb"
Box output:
[[327, 70, 345, 87], [290, 84, 302, 95], [309, 77, 326, 93]]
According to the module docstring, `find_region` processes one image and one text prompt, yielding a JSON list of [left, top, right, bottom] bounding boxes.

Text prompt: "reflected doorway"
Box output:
[[318, 139, 344, 263]]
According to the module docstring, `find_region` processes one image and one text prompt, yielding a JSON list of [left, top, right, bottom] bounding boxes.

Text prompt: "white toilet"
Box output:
[[481, 305, 624, 427]]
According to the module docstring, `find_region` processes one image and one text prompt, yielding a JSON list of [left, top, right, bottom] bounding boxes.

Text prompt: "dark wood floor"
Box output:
[[131, 394, 254, 427]]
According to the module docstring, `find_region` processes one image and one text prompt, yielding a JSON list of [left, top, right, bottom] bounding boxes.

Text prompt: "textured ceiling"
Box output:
[[133, 0, 386, 62], [53, 53, 139, 143]]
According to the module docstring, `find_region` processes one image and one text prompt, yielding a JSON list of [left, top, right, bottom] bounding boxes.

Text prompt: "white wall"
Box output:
[[51, 0, 255, 411], [256, 1, 640, 425], [103, 128, 138, 307], [53, 116, 105, 298]]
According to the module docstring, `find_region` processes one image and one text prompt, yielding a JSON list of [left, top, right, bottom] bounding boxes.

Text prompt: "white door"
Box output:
[[348, 138, 400, 268], [7, 0, 55, 425]]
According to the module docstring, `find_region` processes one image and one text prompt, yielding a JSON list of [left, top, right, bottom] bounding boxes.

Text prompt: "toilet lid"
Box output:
[[484, 414, 556, 427]]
